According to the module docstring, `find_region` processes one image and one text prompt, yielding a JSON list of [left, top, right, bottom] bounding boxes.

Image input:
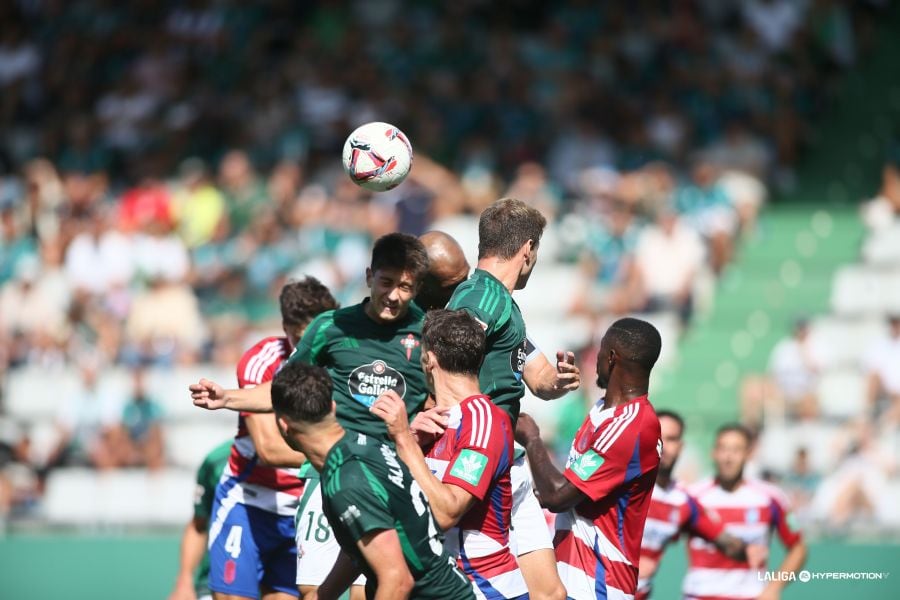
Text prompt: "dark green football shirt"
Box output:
[[446, 269, 530, 423], [192, 440, 232, 597], [321, 432, 474, 600], [289, 300, 427, 440]]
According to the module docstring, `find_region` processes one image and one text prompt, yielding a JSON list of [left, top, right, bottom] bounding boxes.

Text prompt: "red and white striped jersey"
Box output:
[[636, 482, 723, 600], [555, 395, 661, 600], [683, 478, 803, 600], [222, 336, 303, 516], [424, 394, 527, 600]]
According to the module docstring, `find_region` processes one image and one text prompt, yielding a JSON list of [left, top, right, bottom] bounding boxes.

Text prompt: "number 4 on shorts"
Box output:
[[224, 525, 243, 559]]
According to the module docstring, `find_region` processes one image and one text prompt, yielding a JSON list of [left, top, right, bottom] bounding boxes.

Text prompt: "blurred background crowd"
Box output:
[[0, 0, 897, 539]]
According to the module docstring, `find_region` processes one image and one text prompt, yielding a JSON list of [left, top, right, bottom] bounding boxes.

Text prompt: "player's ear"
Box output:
[[365, 267, 373, 288], [331, 400, 338, 414]]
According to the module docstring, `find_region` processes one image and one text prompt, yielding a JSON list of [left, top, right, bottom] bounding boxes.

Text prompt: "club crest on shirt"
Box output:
[[399, 333, 420, 360], [348, 360, 407, 407], [669, 508, 680, 524], [746, 507, 760, 524]]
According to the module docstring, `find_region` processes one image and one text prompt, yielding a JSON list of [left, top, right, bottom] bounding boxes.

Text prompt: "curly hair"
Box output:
[[271, 360, 334, 424], [422, 309, 486, 376]]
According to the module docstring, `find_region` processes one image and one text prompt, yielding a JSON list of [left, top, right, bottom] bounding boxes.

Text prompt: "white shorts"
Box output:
[[295, 478, 366, 587], [509, 453, 554, 556]]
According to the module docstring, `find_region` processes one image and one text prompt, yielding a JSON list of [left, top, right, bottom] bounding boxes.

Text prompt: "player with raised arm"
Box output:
[[372, 309, 527, 599], [445, 197, 580, 600], [515, 317, 663, 600], [169, 440, 233, 600], [271, 360, 474, 600], [191, 233, 430, 595], [207, 278, 338, 600], [637, 411, 766, 600], [683, 424, 806, 600]]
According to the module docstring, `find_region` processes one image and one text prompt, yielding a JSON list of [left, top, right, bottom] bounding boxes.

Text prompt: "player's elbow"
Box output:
[[380, 567, 414, 598]]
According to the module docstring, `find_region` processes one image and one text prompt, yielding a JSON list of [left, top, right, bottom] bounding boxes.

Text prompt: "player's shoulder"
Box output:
[[744, 477, 792, 506], [237, 336, 290, 384], [238, 336, 290, 362], [686, 477, 717, 498], [200, 440, 233, 473], [448, 270, 510, 316]]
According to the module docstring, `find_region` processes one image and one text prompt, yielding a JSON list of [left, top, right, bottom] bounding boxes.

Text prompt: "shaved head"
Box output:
[[418, 231, 470, 310]]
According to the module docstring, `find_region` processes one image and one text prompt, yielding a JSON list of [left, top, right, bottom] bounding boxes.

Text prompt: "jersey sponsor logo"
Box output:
[[509, 338, 529, 382], [400, 333, 420, 360], [339, 504, 362, 526], [746, 507, 760, 524], [348, 360, 407, 406], [669, 508, 680, 524], [449, 449, 488, 486], [570, 449, 605, 480]]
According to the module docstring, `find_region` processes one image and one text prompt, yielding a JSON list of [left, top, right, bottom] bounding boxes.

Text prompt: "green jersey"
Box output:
[[320, 432, 474, 600], [447, 269, 532, 423], [290, 300, 427, 440], [192, 440, 232, 597]]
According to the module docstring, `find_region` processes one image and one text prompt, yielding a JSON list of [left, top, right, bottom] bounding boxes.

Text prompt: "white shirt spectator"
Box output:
[[634, 216, 705, 298], [768, 333, 823, 400], [64, 230, 135, 294], [132, 232, 190, 283], [863, 332, 900, 396]]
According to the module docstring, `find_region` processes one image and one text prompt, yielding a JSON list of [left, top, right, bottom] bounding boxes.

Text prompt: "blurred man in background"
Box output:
[[637, 411, 765, 600], [684, 424, 806, 600]]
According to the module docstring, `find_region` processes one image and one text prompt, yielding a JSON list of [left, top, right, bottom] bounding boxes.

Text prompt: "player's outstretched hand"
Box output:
[[190, 378, 227, 410], [515, 412, 542, 447], [745, 542, 769, 570], [410, 406, 449, 447], [370, 390, 410, 439], [555, 350, 581, 392]]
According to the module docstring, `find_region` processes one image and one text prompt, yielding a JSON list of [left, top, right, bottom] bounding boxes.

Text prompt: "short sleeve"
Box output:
[[684, 494, 723, 542], [563, 414, 644, 502], [193, 458, 216, 520], [770, 492, 802, 548], [327, 461, 395, 542], [442, 402, 505, 500], [522, 336, 541, 365]]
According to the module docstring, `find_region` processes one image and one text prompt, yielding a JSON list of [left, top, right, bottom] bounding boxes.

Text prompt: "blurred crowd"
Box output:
[[0, 0, 892, 524]]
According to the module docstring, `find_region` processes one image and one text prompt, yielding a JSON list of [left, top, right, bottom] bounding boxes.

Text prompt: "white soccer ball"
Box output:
[[342, 122, 413, 192]]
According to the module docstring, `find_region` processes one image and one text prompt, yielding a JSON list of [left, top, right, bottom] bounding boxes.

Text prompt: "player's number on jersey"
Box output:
[[224, 525, 243, 559], [409, 480, 443, 556], [302, 510, 331, 543]]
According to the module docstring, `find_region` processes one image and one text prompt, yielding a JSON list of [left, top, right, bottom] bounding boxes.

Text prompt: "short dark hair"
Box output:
[[422, 309, 485, 377], [715, 422, 754, 446], [604, 318, 662, 372], [371, 233, 429, 283], [271, 360, 334, 424], [280, 277, 338, 329], [477, 198, 547, 260], [656, 410, 684, 437]]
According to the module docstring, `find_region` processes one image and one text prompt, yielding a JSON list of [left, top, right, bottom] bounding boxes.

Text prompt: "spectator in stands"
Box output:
[[863, 314, 900, 424], [675, 160, 738, 274], [769, 318, 823, 421], [119, 369, 165, 471], [813, 422, 896, 529], [45, 359, 124, 472], [0, 419, 39, 525], [571, 202, 638, 316], [218, 150, 267, 232], [781, 447, 821, 526], [172, 158, 225, 249], [861, 141, 900, 231], [631, 204, 705, 325]]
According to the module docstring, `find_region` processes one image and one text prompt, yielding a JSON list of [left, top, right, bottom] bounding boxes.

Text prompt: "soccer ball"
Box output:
[[342, 122, 413, 191]]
